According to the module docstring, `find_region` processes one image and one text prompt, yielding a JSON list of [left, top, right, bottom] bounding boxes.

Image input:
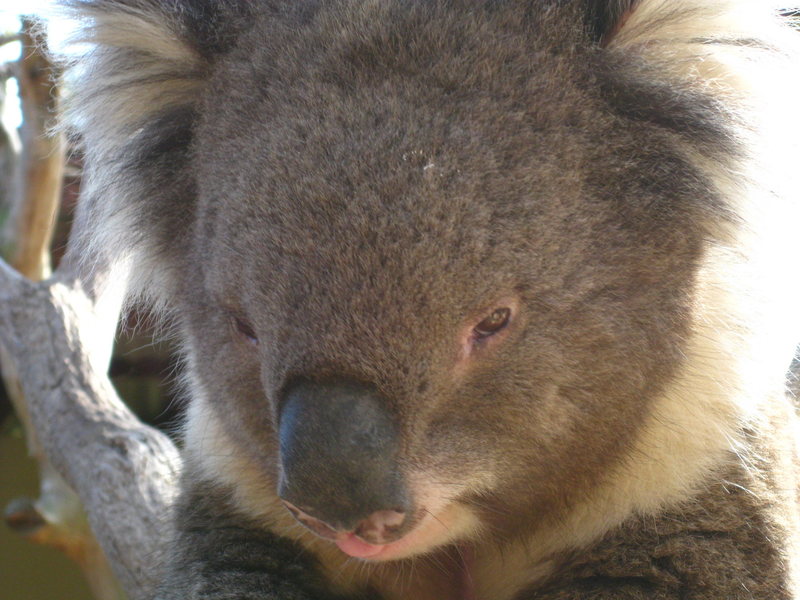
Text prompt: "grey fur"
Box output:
[[56, 1, 800, 599]]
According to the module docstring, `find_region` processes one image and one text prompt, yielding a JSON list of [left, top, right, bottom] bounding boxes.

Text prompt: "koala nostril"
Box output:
[[283, 499, 408, 544], [354, 509, 407, 544], [372, 509, 407, 531], [281, 500, 340, 540]]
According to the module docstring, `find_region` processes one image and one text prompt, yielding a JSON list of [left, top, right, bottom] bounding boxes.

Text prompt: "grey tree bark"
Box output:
[[0, 260, 182, 599]]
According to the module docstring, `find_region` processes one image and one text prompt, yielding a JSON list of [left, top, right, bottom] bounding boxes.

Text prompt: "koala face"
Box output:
[[57, 1, 800, 596], [173, 2, 717, 560]]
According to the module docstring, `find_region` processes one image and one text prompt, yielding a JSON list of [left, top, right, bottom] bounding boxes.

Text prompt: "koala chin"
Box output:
[[58, 0, 800, 599]]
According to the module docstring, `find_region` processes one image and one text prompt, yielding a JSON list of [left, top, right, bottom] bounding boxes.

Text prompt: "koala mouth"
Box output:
[[334, 532, 398, 559], [283, 499, 414, 559], [282, 499, 456, 561]]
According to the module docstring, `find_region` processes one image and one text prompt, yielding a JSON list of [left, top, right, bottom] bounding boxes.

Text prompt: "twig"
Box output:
[[0, 33, 22, 48]]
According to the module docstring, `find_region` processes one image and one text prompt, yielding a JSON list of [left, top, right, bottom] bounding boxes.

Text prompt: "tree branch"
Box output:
[[0, 260, 182, 599], [0, 34, 21, 48], [9, 18, 64, 280]]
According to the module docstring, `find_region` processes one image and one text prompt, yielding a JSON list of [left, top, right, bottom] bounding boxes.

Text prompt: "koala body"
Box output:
[[60, 1, 800, 598]]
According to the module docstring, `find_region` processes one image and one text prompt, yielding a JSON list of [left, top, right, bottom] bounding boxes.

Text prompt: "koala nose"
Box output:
[[278, 379, 410, 534]]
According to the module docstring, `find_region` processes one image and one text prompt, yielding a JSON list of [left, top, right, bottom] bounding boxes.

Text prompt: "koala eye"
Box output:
[[231, 315, 259, 346], [473, 307, 511, 339]]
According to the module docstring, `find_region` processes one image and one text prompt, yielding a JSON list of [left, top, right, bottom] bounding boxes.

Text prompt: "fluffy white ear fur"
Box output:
[[56, 2, 206, 312], [551, 0, 800, 557], [59, 5, 203, 140]]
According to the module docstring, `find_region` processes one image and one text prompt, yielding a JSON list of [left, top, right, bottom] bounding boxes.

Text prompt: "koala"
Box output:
[[58, 0, 800, 599]]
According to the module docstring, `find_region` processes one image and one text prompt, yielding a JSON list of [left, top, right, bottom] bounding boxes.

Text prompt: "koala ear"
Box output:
[[56, 0, 252, 305], [59, 0, 251, 149], [580, 0, 638, 46]]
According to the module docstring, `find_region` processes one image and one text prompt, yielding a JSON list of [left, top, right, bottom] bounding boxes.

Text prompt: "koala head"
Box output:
[[60, 0, 800, 562]]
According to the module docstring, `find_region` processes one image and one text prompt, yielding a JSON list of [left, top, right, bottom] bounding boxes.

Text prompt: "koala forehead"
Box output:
[[196, 48, 567, 291], [199, 18, 581, 273]]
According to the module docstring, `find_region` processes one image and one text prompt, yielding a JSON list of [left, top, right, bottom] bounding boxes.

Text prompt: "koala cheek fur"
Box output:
[[57, 1, 800, 599]]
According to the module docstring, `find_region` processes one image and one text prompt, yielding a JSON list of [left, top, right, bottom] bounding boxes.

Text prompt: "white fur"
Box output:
[[56, 4, 203, 310]]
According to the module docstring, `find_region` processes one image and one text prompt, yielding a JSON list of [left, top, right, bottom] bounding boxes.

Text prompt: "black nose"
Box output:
[[278, 379, 410, 532]]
